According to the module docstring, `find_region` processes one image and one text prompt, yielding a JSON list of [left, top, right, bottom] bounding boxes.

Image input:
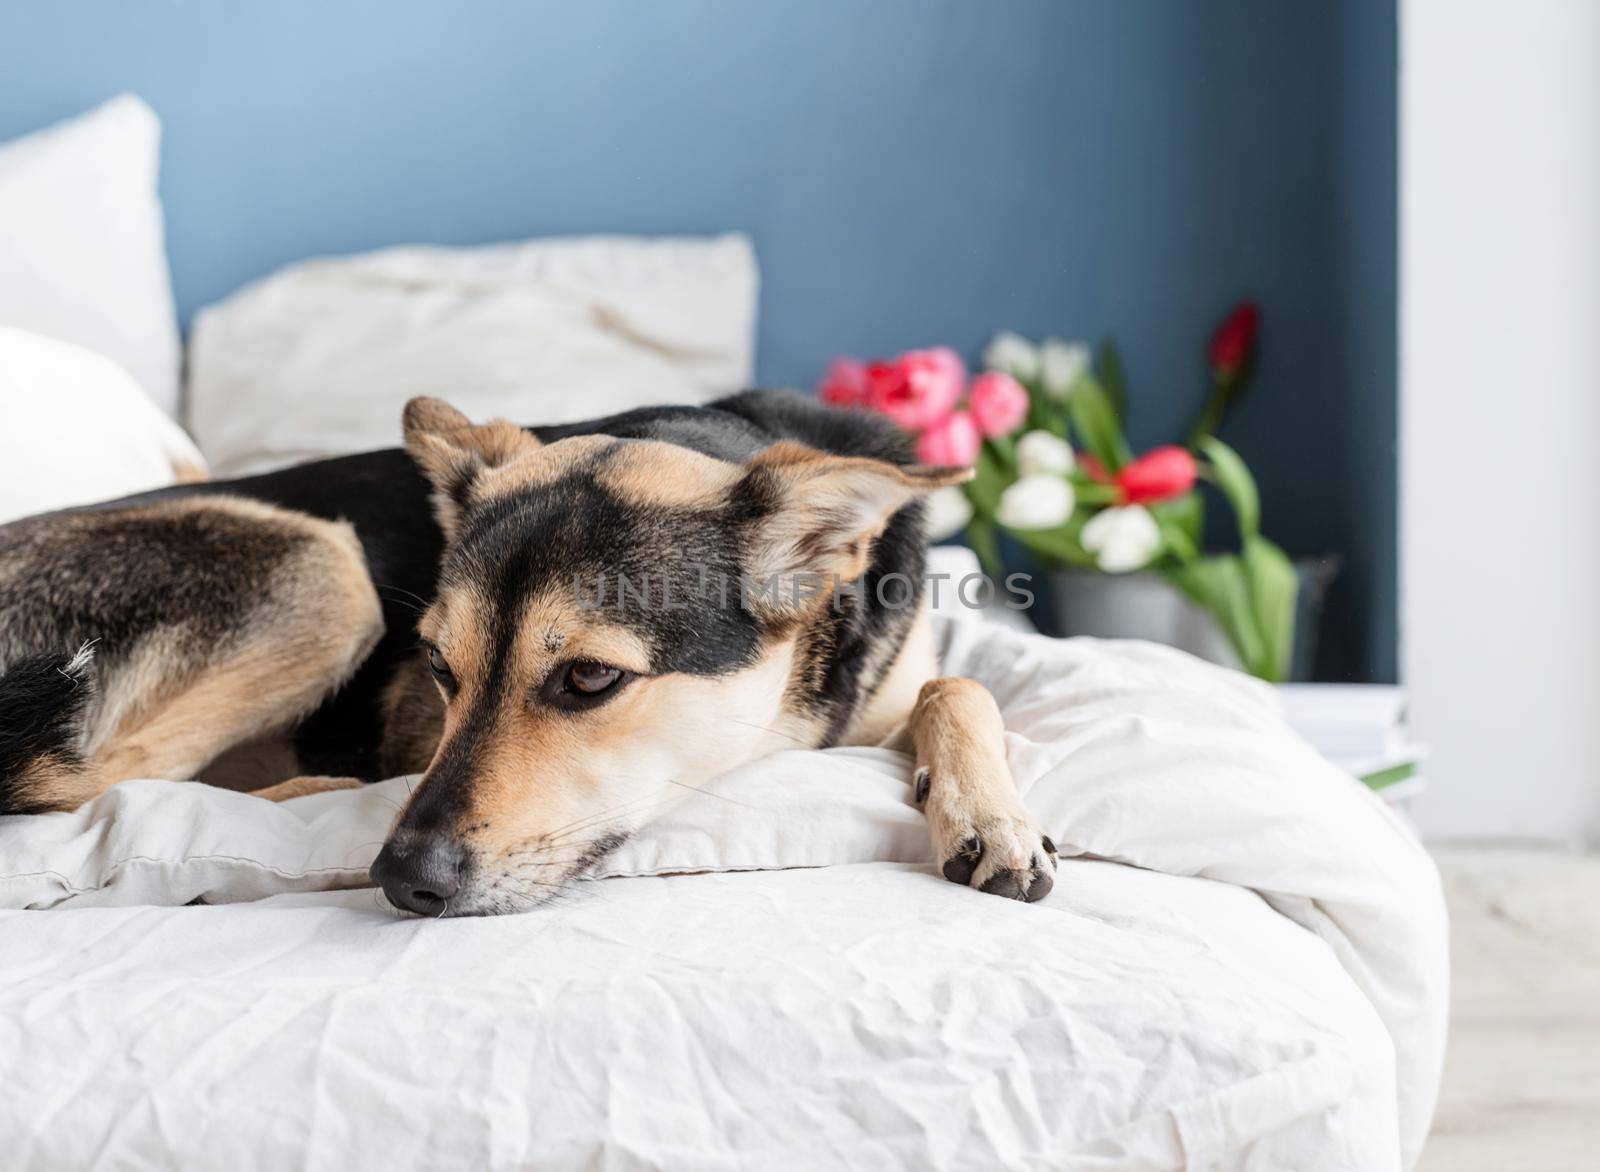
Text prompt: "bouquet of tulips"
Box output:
[[816, 303, 1299, 681]]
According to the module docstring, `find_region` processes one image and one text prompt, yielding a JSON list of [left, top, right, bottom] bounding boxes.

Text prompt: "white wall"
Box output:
[[1401, 0, 1600, 843]]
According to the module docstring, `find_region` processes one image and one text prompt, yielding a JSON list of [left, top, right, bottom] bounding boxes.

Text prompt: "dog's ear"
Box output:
[[739, 441, 972, 616], [402, 396, 541, 534]]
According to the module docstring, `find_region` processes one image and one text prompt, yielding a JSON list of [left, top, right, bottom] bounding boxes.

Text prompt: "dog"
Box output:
[[0, 391, 1056, 914]]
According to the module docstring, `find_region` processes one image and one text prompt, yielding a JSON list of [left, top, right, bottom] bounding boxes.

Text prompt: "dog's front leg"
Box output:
[[909, 677, 1056, 902]]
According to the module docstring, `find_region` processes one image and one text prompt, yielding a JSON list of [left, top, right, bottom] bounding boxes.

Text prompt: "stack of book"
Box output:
[[1276, 684, 1427, 806]]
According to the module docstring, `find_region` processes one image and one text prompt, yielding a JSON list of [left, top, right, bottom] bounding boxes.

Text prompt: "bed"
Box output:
[[0, 127, 1445, 1163], [0, 615, 1447, 1170]]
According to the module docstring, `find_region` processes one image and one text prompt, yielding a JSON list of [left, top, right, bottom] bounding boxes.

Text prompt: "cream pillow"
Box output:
[[0, 95, 182, 415], [0, 326, 204, 524], [186, 234, 758, 475]]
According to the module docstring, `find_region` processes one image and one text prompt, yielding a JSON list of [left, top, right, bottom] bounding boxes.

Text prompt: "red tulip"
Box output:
[[1113, 445, 1197, 505], [1209, 301, 1259, 378], [1078, 453, 1112, 485], [863, 359, 907, 412]]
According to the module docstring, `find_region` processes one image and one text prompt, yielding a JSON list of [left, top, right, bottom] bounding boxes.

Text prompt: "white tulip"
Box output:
[[1092, 539, 1157, 574], [982, 331, 1041, 381], [1015, 429, 1075, 477], [997, 474, 1075, 531], [1080, 505, 1161, 573], [1040, 339, 1091, 399], [922, 485, 973, 541]]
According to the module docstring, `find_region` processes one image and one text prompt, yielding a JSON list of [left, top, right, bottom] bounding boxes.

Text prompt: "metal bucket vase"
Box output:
[[1043, 557, 1339, 682]]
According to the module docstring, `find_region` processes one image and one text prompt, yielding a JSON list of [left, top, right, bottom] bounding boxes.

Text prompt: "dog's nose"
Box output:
[[370, 837, 465, 916]]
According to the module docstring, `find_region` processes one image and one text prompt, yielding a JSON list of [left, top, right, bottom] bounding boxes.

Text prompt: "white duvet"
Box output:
[[0, 619, 1447, 1171]]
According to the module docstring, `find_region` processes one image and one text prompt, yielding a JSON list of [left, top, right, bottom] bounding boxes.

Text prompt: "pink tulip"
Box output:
[[916, 410, 980, 467], [868, 347, 965, 432], [967, 371, 1029, 438], [817, 357, 869, 408]]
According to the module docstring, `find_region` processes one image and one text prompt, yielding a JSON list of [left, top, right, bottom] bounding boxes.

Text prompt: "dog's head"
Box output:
[[369, 396, 967, 915]]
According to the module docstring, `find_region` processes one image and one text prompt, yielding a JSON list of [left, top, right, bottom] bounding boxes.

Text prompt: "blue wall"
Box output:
[[0, 0, 1396, 681]]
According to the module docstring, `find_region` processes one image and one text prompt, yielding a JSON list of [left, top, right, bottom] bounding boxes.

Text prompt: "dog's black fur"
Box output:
[[0, 651, 95, 808]]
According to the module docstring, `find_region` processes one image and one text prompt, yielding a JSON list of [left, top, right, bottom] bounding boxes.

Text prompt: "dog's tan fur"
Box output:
[[909, 676, 1055, 897], [843, 607, 940, 749], [8, 496, 383, 811], [595, 440, 741, 508], [377, 662, 448, 778], [251, 775, 366, 801], [740, 440, 968, 621]]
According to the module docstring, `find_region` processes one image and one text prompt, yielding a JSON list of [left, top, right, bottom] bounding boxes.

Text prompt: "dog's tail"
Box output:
[[0, 643, 98, 815]]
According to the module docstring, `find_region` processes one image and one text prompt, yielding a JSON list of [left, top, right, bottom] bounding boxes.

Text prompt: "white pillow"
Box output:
[[0, 95, 182, 416], [187, 234, 758, 475], [0, 326, 205, 524]]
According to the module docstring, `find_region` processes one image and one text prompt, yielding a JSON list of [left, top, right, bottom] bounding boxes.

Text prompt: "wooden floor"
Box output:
[[1415, 847, 1600, 1172]]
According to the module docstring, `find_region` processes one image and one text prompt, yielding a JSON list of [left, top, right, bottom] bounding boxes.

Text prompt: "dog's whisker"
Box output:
[[537, 795, 666, 846], [364, 789, 407, 814], [377, 596, 423, 616], [658, 776, 759, 809], [524, 781, 749, 859], [344, 840, 389, 865], [377, 584, 432, 613], [717, 715, 817, 748]]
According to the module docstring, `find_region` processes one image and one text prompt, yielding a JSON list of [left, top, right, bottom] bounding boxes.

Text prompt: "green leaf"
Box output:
[[964, 516, 1004, 578], [1242, 535, 1298, 682], [1151, 492, 1203, 548], [1067, 376, 1133, 472], [1164, 556, 1265, 676], [1070, 480, 1120, 506], [1199, 436, 1260, 538], [1097, 338, 1128, 417], [966, 442, 1010, 518], [987, 434, 1019, 475], [1156, 518, 1197, 563], [1360, 761, 1418, 791], [1021, 379, 1068, 438], [1005, 506, 1096, 568]]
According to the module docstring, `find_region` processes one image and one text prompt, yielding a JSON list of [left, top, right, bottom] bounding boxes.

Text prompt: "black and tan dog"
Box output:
[[0, 391, 1056, 914]]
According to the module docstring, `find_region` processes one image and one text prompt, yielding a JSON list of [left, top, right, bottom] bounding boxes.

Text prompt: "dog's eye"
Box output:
[[427, 646, 452, 680], [565, 662, 623, 696], [540, 660, 633, 711]]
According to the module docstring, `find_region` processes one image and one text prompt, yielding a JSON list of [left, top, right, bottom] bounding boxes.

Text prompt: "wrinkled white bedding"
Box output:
[[0, 620, 1448, 1171]]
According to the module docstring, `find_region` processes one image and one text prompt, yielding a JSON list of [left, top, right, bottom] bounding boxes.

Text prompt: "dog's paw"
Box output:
[[926, 788, 1057, 902]]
